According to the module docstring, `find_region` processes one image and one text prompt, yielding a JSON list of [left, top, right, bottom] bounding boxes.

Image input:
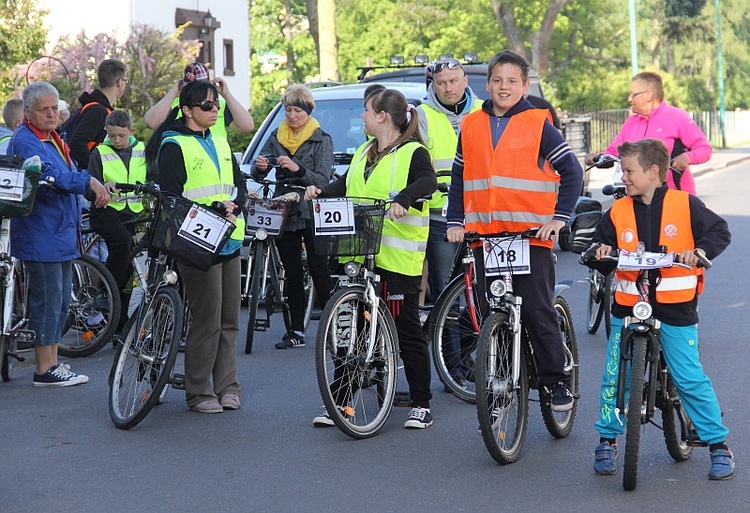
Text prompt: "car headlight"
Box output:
[[255, 228, 268, 241], [343, 261, 360, 278], [632, 301, 652, 321], [489, 279, 507, 298]]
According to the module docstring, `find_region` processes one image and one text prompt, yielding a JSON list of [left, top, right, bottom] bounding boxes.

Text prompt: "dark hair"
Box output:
[[486, 50, 530, 83], [618, 139, 670, 182], [97, 59, 127, 89], [105, 110, 134, 129], [145, 80, 219, 166], [364, 83, 385, 101], [363, 88, 424, 162], [632, 71, 664, 102]]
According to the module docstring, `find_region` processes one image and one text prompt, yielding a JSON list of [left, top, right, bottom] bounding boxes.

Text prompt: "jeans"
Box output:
[[426, 219, 458, 302], [25, 260, 73, 346]]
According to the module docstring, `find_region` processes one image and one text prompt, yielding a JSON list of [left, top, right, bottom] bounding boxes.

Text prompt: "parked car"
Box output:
[[360, 63, 544, 100], [239, 82, 428, 177]]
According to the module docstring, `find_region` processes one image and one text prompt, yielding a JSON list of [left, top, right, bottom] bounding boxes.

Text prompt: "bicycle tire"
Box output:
[[428, 275, 480, 403], [108, 286, 183, 430], [586, 269, 606, 334], [623, 334, 648, 491], [315, 285, 398, 439], [59, 255, 121, 358], [604, 273, 614, 338], [279, 245, 316, 332], [476, 311, 529, 464], [0, 335, 9, 382], [244, 240, 266, 354], [662, 378, 694, 462], [1, 265, 25, 382], [541, 296, 579, 438]]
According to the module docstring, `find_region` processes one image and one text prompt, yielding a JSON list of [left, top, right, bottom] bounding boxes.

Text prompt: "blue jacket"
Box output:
[[8, 122, 91, 262]]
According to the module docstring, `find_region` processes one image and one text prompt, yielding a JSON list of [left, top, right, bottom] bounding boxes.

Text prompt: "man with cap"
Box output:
[[144, 62, 254, 141]]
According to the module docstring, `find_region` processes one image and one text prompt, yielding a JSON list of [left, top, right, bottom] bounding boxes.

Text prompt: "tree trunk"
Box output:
[[490, 0, 529, 61], [317, 0, 339, 81], [651, 0, 663, 70], [306, 0, 320, 58], [284, 0, 295, 74]]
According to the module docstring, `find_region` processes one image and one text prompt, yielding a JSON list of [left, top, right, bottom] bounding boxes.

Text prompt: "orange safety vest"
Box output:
[[610, 190, 704, 306], [461, 108, 560, 248]]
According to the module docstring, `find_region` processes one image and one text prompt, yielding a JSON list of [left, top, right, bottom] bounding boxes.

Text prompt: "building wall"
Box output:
[[40, 0, 249, 107]]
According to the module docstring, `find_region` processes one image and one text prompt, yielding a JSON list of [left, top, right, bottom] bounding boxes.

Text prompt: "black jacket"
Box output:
[[588, 184, 731, 325], [68, 89, 114, 170]]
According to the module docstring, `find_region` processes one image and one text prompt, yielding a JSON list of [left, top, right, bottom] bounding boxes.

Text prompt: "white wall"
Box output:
[[40, 0, 249, 107]]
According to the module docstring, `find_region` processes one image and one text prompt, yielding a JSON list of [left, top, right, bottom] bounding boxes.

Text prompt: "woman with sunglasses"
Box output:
[[251, 84, 335, 350], [145, 80, 248, 414]]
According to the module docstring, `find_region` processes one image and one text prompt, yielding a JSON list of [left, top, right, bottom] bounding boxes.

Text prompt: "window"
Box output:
[[223, 39, 235, 76]]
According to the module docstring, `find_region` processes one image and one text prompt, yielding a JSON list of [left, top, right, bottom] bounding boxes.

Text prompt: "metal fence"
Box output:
[[567, 108, 750, 152]]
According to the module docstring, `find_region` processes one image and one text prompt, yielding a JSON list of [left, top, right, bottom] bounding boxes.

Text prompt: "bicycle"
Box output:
[[242, 175, 314, 354], [108, 182, 234, 429], [313, 197, 398, 439], [473, 229, 579, 464], [580, 244, 709, 490]]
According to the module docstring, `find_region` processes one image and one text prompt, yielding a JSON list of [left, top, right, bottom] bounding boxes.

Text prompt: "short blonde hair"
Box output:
[[281, 84, 315, 113]]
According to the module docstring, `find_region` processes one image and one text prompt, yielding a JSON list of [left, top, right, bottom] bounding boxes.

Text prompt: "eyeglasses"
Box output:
[[192, 99, 220, 111], [628, 90, 648, 99], [426, 59, 464, 79], [118, 77, 129, 85]]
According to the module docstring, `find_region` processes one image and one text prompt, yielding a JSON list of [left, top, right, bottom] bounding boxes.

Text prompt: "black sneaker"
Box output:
[[404, 407, 433, 429], [33, 363, 89, 387], [548, 382, 574, 412], [275, 331, 305, 349]]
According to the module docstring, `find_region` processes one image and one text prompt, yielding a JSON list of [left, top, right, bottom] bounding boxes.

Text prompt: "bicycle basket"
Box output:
[[245, 196, 296, 238], [0, 155, 42, 218], [152, 195, 236, 271], [312, 199, 386, 257]]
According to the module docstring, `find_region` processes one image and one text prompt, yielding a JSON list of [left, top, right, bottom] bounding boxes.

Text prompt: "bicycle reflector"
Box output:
[[633, 301, 652, 321], [489, 279, 507, 298]]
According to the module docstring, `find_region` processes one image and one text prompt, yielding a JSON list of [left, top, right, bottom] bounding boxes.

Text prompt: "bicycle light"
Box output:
[[255, 228, 268, 241], [163, 269, 179, 285], [343, 261, 361, 278], [489, 279, 507, 298], [632, 301, 652, 321]]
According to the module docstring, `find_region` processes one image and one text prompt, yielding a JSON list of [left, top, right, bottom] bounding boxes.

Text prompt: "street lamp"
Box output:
[[200, 9, 213, 35]]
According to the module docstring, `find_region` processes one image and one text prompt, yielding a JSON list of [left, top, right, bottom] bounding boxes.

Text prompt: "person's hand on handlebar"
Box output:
[[537, 219, 566, 242], [388, 202, 408, 221], [221, 199, 238, 223], [88, 178, 110, 208], [103, 181, 120, 195], [446, 226, 465, 243], [677, 248, 706, 267], [304, 186, 322, 201], [584, 152, 602, 166], [255, 155, 271, 172]]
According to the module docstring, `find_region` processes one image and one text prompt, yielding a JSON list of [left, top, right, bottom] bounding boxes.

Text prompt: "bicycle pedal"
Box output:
[[394, 391, 411, 407], [16, 330, 36, 350], [171, 373, 185, 390]]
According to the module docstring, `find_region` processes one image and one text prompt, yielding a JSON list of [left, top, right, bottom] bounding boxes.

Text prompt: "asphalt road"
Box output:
[[1, 162, 748, 513]]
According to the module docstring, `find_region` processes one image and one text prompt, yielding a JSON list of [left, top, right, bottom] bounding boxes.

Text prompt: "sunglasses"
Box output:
[[427, 59, 463, 76], [192, 99, 220, 111]]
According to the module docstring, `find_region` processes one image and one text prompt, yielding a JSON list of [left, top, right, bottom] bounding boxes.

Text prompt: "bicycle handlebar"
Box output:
[[579, 243, 712, 269], [463, 228, 540, 244]]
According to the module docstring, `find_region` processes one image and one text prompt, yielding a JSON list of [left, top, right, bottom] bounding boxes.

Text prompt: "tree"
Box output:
[[317, 0, 339, 80], [0, 0, 49, 100]]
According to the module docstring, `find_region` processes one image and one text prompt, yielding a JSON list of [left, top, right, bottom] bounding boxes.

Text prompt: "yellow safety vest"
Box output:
[[161, 134, 245, 242], [172, 97, 229, 140], [418, 102, 481, 213], [98, 141, 147, 213], [346, 141, 429, 276]]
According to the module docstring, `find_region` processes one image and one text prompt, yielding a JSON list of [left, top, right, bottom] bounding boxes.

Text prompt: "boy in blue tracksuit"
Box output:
[[583, 138, 734, 480]]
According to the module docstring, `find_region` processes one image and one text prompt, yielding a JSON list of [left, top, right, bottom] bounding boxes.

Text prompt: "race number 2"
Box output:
[[312, 198, 355, 235]]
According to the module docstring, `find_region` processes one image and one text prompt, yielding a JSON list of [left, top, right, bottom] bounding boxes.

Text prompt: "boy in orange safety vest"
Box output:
[[583, 138, 734, 480]]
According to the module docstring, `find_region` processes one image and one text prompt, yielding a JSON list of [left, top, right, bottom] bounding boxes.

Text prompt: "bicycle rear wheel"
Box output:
[[316, 286, 398, 439], [60, 255, 121, 358], [245, 240, 266, 354], [623, 334, 648, 491], [2, 265, 26, 382], [586, 269, 606, 334], [108, 287, 183, 430], [428, 275, 481, 403], [476, 312, 529, 464], [541, 296, 579, 438], [662, 378, 694, 462]]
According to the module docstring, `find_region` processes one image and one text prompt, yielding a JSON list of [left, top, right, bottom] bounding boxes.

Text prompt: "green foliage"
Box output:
[[0, 0, 49, 100]]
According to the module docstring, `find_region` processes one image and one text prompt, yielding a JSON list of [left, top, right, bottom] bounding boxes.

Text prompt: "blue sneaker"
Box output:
[[594, 442, 618, 475], [708, 449, 735, 480]]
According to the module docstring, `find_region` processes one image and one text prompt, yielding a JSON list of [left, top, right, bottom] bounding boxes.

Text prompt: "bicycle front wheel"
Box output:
[[541, 296, 579, 438], [604, 273, 615, 338], [586, 269, 606, 334], [662, 378, 694, 462], [245, 240, 266, 354], [1, 265, 26, 382], [108, 287, 183, 430], [428, 275, 481, 403], [476, 312, 529, 464], [316, 286, 398, 439], [623, 334, 648, 491], [60, 255, 121, 358]]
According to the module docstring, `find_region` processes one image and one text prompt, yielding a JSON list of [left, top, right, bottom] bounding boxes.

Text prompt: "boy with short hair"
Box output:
[[88, 110, 155, 329], [446, 50, 583, 412], [584, 138, 734, 480], [1, 98, 24, 154]]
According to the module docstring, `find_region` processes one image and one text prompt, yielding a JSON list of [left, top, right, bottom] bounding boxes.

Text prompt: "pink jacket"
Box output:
[[605, 101, 712, 195]]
